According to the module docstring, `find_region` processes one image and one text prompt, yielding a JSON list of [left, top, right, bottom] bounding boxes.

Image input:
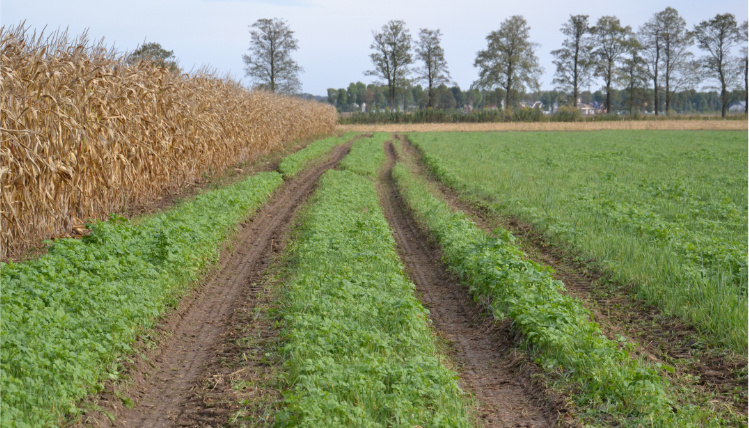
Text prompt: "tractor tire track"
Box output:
[[378, 140, 565, 427], [81, 142, 351, 428], [396, 134, 747, 419]]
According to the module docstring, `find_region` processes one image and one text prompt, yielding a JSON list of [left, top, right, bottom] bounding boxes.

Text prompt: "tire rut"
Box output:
[[395, 135, 747, 419], [378, 140, 564, 428], [84, 142, 352, 428]]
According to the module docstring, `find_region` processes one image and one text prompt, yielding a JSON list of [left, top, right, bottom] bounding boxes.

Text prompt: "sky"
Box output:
[[3, 0, 747, 96]]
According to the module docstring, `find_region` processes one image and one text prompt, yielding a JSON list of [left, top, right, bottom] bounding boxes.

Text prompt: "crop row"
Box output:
[[0, 26, 337, 260], [0, 132, 360, 427], [278, 132, 359, 178], [274, 139, 470, 425], [407, 131, 747, 353], [391, 155, 719, 426]]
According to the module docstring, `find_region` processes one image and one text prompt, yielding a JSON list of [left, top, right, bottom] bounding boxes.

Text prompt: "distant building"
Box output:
[[728, 101, 746, 112], [577, 103, 595, 115]]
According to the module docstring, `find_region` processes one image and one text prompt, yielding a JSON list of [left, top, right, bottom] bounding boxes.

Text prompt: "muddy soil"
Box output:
[[378, 140, 567, 427], [78, 142, 352, 428], [396, 135, 748, 418]]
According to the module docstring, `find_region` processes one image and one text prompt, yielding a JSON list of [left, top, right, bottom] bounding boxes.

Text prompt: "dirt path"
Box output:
[[395, 135, 747, 419], [80, 143, 351, 428], [378, 140, 564, 427]]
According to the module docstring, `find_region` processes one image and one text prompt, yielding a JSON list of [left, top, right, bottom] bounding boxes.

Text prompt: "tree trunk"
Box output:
[[744, 58, 749, 113]]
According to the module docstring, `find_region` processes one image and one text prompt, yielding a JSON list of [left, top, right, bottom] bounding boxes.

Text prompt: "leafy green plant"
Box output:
[[0, 172, 283, 427], [275, 166, 470, 426], [408, 131, 747, 353], [278, 132, 359, 178], [391, 161, 721, 426], [338, 132, 390, 177]]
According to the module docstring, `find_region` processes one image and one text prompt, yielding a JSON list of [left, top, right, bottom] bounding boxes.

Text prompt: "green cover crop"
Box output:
[[278, 132, 359, 178], [408, 131, 747, 353], [276, 168, 470, 427], [391, 161, 721, 426], [0, 172, 283, 427], [338, 132, 390, 177]]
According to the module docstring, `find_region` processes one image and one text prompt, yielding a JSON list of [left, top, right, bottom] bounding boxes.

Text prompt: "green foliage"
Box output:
[[127, 42, 179, 72], [0, 172, 283, 427], [278, 132, 358, 178], [338, 132, 390, 177], [409, 131, 747, 353], [276, 168, 470, 426], [550, 106, 582, 121], [391, 161, 721, 426], [511, 107, 544, 122]]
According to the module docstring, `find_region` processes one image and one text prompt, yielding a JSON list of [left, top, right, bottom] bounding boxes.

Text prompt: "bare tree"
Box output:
[[551, 15, 594, 106], [243, 18, 302, 93], [474, 15, 542, 110], [415, 28, 451, 108], [592, 16, 634, 114], [694, 13, 741, 118], [366, 20, 413, 111]]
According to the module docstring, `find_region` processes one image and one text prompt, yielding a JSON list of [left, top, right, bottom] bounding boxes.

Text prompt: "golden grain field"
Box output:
[[0, 26, 337, 260]]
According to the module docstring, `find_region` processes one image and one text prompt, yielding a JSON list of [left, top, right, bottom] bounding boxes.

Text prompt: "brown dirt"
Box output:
[[396, 135, 748, 421], [75, 142, 352, 428], [337, 119, 747, 133], [378, 140, 569, 427]]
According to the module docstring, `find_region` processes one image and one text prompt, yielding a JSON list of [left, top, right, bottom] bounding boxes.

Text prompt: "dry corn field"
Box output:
[[0, 26, 337, 260]]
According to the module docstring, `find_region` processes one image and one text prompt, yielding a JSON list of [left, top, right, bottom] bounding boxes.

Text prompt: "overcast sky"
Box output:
[[3, 0, 747, 95]]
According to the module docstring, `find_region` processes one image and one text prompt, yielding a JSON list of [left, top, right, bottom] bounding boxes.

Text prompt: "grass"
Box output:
[[391, 157, 728, 426], [0, 171, 284, 427], [274, 166, 470, 426], [408, 130, 748, 354]]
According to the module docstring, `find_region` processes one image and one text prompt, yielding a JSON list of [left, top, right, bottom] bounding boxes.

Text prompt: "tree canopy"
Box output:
[[243, 18, 303, 94], [366, 20, 413, 111], [415, 28, 451, 108], [694, 13, 742, 117], [473, 15, 542, 110], [127, 42, 178, 72], [552, 15, 594, 106]]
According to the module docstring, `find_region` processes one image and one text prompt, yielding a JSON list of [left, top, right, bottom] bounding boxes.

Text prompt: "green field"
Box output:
[[409, 130, 748, 353]]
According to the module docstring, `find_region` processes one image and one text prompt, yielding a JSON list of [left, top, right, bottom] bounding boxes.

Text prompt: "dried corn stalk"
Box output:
[[0, 24, 337, 260]]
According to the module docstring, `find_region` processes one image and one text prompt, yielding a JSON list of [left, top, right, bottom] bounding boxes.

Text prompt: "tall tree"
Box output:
[[127, 42, 179, 72], [414, 28, 451, 108], [243, 18, 303, 93], [693, 13, 741, 118], [366, 20, 413, 111], [639, 12, 663, 114], [474, 15, 542, 110], [592, 16, 634, 113], [618, 40, 649, 114], [741, 21, 748, 113], [551, 15, 594, 107], [641, 8, 695, 114]]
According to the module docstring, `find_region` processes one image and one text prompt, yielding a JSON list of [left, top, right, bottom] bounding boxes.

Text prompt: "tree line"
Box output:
[[237, 11, 747, 117]]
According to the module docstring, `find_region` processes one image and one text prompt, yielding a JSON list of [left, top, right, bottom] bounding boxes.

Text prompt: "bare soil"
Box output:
[[396, 135, 748, 420], [379, 140, 569, 427], [76, 142, 352, 428]]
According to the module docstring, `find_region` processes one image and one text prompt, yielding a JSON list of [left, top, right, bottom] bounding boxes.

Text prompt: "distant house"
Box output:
[[577, 103, 595, 115], [519, 100, 544, 109], [728, 101, 746, 112]]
